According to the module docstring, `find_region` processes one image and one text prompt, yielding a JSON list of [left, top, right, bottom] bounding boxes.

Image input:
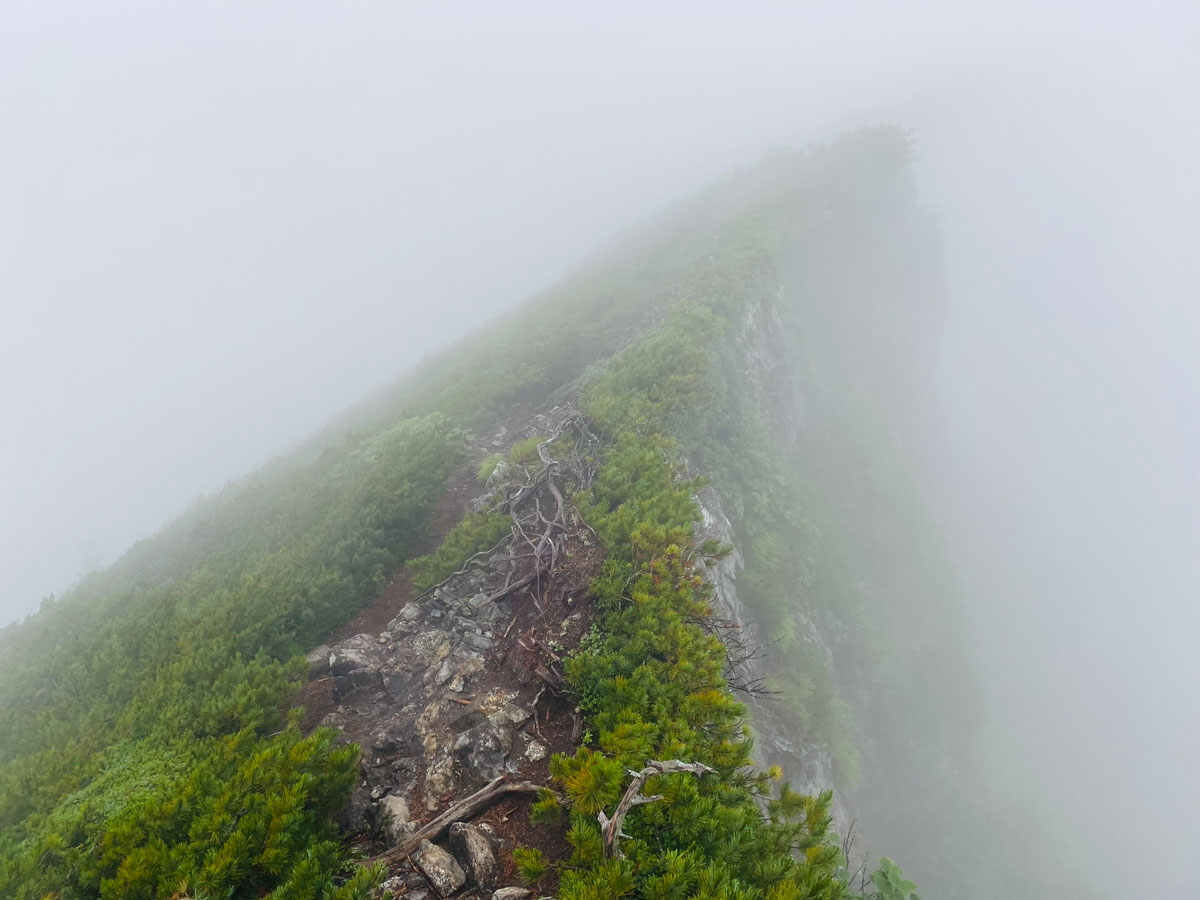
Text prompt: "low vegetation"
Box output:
[[0, 415, 467, 898], [0, 129, 945, 898], [549, 430, 853, 900]]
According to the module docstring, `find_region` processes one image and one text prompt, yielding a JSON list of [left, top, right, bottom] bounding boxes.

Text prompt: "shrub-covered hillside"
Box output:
[[0, 128, 965, 899]]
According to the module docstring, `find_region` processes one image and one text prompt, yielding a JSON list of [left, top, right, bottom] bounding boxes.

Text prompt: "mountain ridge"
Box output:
[[0, 127, 968, 900]]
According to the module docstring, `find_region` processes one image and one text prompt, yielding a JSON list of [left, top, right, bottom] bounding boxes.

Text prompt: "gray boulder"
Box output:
[[329, 634, 385, 676], [379, 793, 415, 846], [413, 839, 466, 896], [477, 821, 505, 852], [448, 821, 499, 889], [306, 644, 331, 676], [492, 889, 532, 900], [453, 717, 512, 782], [377, 873, 429, 900]]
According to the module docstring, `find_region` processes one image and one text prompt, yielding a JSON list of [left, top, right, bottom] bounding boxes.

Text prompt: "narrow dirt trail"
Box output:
[[329, 471, 478, 644]]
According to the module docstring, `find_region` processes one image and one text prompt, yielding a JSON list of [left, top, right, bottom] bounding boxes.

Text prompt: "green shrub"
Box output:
[[513, 847, 548, 884], [408, 510, 512, 591], [0, 415, 467, 898], [509, 435, 548, 466], [551, 431, 854, 900], [476, 453, 505, 484], [871, 858, 921, 900]]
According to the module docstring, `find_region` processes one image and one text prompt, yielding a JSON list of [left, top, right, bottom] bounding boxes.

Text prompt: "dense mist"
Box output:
[[3, 3, 1197, 896]]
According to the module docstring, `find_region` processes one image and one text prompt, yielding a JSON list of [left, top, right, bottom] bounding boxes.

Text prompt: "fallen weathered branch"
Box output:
[[370, 776, 541, 866], [597, 760, 715, 858]]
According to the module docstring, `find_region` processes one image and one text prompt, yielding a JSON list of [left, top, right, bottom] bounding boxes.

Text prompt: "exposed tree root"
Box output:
[[475, 412, 599, 616]]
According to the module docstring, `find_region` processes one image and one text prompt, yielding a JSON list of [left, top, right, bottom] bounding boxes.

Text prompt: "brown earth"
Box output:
[[298, 470, 478, 733], [330, 472, 478, 644]]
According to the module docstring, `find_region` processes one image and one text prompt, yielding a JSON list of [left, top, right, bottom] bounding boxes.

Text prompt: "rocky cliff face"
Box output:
[[695, 486, 842, 815], [693, 294, 849, 824]]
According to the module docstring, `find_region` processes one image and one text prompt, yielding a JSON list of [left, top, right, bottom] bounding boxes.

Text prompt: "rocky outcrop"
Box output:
[[310, 543, 531, 835], [734, 291, 805, 450], [692, 291, 849, 826], [695, 485, 841, 817], [311, 407, 603, 851]]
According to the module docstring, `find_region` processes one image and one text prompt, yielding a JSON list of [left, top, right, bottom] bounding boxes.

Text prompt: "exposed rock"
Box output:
[[492, 888, 532, 900], [376, 874, 407, 898], [329, 634, 387, 676], [388, 603, 424, 633], [379, 793, 415, 846], [306, 644, 331, 676], [463, 632, 494, 652], [377, 874, 427, 899], [432, 657, 455, 686], [523, 737, 547, 761], [454, 712, 518, 783], [336, 780, 374, 834], [476, 601, 506, 624], [695, 432, 846, 828], [486, 457, 511, 485], [333, 667, 385, 699], [305, 431, 590, 849], [449, 821, 499, 888], [424, 751, 458, 810], [414, 839, 467, 896], [370, 724, 408, 753], [477, 821, 505, 852]]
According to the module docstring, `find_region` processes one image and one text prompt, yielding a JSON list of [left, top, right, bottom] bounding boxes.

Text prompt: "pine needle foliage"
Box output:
[[0, 413, 470, 898], [551, 425, 854, 900]]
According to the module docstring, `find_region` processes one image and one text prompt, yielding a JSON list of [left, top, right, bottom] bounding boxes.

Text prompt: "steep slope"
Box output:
[[0, 128, 963, 899]]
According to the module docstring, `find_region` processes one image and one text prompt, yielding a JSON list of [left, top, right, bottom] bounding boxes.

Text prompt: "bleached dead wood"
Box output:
[[371, 776, 541, 866], [597, 760, 715, 858]]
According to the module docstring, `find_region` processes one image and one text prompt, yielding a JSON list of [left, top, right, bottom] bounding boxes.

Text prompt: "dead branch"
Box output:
[[597, 760, 715, 858], [533, 662, 571, 694], [369, 776, 541, 866], [527, 685, 547, 714], [423, 410, 597, 646], [703, 617, 783, 699]]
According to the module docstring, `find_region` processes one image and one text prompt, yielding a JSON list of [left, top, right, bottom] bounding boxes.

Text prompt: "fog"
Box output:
[[2, 2, 1197, 896]]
